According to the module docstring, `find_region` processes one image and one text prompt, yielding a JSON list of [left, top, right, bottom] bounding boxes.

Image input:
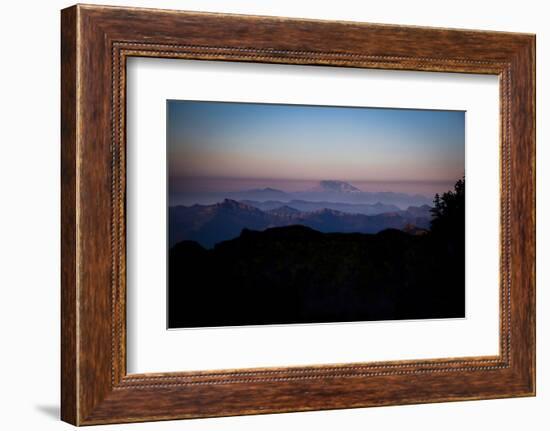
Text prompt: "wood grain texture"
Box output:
[[60, 4, 536, 425], [60, 5, 78, 425]]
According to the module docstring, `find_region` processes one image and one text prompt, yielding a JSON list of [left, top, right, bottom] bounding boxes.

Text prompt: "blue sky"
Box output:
[[167, 100, 464, 193]]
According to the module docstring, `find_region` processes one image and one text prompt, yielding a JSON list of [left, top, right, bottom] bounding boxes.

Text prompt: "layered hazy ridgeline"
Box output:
[[167, 100, 465, 328]]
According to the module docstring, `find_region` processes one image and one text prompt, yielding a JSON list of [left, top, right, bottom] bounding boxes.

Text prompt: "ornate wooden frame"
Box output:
[[61, 4, 535, 425]]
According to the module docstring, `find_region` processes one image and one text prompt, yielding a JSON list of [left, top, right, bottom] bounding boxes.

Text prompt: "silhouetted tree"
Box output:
[[430, 176, 465, 240], [423, 176, 465, 317]]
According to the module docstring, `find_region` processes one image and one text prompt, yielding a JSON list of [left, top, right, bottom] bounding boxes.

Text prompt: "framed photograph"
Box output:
[[61, 4, 535, 425]]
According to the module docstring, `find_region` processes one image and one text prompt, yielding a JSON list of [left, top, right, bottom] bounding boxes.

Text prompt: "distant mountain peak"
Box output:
[[267, 205, 300, 215], [246, 187, 286, 194], [312, 180, 362, 193], [217, 198, 257, 211], [312, 208, 345, 216]]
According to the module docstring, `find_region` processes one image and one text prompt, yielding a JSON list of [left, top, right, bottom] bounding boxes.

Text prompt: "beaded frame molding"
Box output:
[[61, 4, 535, 425]]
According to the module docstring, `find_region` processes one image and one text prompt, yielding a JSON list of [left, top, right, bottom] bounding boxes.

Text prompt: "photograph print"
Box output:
[[167, 100, 465, 329]]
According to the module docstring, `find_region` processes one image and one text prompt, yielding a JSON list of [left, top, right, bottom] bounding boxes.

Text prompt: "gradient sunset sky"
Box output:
[[167, 100, 464, 195]]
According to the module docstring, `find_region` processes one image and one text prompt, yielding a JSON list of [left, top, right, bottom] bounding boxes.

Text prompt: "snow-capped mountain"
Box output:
[[309, 180, 362, 193]]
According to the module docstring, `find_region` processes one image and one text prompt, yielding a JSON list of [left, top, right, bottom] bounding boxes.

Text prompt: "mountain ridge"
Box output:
[[171, 180, 434, 208], [241, 199, 401, 215], [169, 199, 432, 248]]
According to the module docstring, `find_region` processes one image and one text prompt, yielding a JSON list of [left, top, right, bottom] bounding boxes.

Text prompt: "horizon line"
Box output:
[[168, 175, 461, 183]]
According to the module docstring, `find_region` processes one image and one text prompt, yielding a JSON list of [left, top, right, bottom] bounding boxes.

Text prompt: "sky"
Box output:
[[167, 100, 465, 195]]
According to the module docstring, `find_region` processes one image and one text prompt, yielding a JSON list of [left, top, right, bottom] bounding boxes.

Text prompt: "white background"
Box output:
[[0, 0, 546, 430], [127, 59, 500, 373]]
